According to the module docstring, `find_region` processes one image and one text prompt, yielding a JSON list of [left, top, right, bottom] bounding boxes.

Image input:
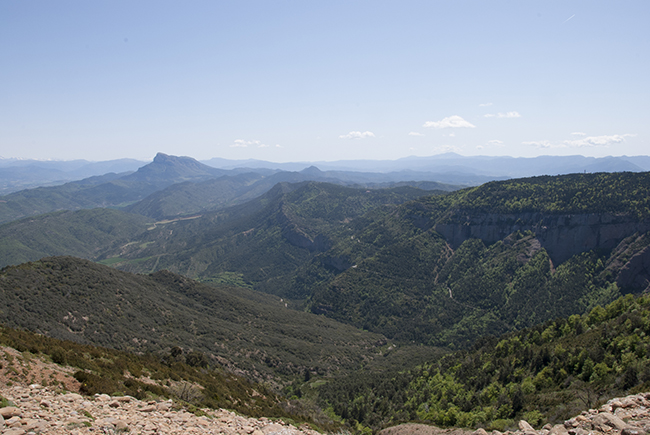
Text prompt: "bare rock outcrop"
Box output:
[[433, 212, 650, 265], [0, 383, 320, 435]]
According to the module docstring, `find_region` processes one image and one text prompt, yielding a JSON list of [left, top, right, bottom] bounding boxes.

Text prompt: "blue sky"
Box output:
[[1, 1, 648, 162]]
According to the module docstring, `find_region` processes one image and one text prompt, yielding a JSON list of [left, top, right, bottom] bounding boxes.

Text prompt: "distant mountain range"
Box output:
[[2, 153, 649, 195], [203, 153, 650, 176], [0, 157, 145, 194], [0, 153, 458, 225]]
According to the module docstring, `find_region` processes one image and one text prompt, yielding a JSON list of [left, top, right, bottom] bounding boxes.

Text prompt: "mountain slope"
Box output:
[[295, 172, 650, 347], [123, 169, 367, 221], [0, 208, 149, 267], [0, 256, 442, 384], [103, 182, 433, 290], [0, 181, 433, 271]]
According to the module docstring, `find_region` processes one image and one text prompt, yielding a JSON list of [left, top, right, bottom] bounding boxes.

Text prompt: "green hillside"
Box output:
[[419, 171, 650, 217], [316, 293, 650, 432], [0, 208, 149, 267], [101, 181, 432, 291], [297, 172, 650, 347], [0, 256, 443, 385]]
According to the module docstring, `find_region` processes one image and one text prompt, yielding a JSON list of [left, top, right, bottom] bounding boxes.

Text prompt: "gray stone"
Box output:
[[5, 416, 22, 427], [61, 392, 83, 402], [549, 424, 569, 435], [592, 412, 629, 431], [0, 406, 21, 418], [519, 420, 536, 433]]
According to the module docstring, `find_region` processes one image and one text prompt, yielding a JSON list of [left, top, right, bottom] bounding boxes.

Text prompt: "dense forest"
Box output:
[[316, 293, 650, 433]]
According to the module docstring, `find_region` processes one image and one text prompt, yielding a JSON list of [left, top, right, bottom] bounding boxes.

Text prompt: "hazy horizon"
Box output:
[[2, 1, 648, 162], [3, 151, 650, 167]]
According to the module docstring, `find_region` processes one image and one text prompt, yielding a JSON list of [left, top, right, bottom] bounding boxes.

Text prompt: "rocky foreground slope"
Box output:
[[0, 384, 321, 435], [2, 386, 650, 435]]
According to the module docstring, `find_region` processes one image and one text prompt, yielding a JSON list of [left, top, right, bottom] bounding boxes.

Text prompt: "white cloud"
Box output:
[[423, 115, 475, 129], [523, 133, 635, 150], [230, 139, 268, 148], [571, 132, 587, 136], [433, 145, 463, 153], [339, 131, 375, 139], [485, 111, 521, 118], [523, 140, 559, 149], [479, 102, 493, 107], [408, 132, 424, 137], [230, 139, 251, 148], [564, 134, 635, 148], [499, 111, 521, 118], [487, 139, 504, 147]]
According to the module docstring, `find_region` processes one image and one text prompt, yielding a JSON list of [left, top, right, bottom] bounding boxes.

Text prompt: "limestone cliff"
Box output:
[[432, 211, 650, 265]]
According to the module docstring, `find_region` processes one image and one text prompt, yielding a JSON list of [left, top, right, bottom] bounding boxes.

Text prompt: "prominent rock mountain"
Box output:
[[120, 152, 227, 184], [0, 153, 233, 224]]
